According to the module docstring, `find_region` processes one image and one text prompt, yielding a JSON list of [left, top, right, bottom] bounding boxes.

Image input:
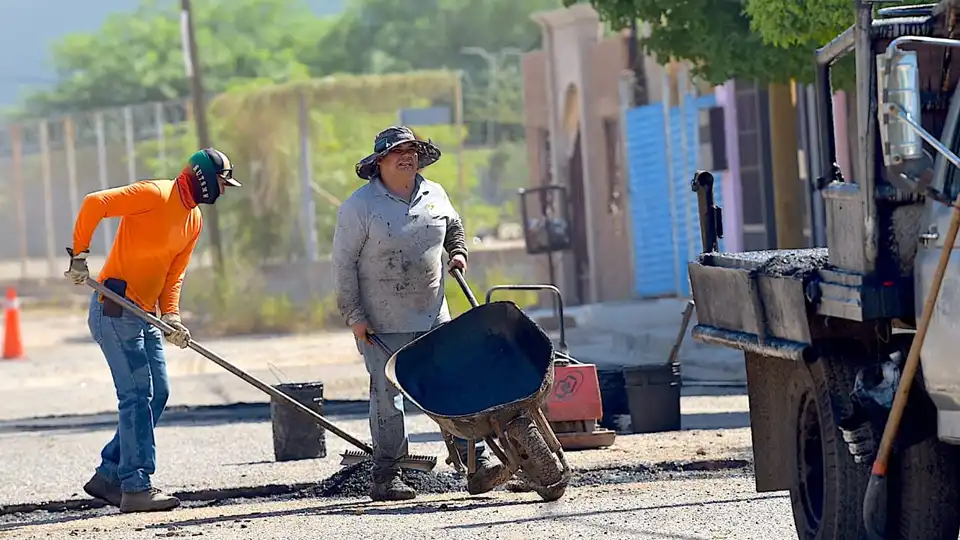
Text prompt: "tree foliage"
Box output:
[[21, 0, 562, 119], [23, 0, 326, 115], [744, 0, 856, 49], [575, 0, 814, 85]]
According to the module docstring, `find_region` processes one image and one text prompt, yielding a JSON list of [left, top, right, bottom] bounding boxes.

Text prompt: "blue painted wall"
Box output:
[[624, 93, 723, 298]]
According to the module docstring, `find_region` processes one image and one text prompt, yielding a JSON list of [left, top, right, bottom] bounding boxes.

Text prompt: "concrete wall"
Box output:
[[522, 5, 636, 308]]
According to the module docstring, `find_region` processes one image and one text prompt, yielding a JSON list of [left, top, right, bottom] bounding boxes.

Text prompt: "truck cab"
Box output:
[[687, 2, 960, 538]]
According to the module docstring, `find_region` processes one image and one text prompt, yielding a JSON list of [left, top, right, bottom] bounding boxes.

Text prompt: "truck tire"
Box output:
[[786, 346, 870, 540], [505, 415, 567, 501], [888, 435, 960, 540]]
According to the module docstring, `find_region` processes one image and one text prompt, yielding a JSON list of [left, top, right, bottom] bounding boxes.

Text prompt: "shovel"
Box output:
[[84, 277, 437, 473], [862, 189, 960, 538]]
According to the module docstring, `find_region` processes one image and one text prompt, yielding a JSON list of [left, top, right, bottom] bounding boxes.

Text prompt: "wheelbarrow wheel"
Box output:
[[505, 415, 567, 501]]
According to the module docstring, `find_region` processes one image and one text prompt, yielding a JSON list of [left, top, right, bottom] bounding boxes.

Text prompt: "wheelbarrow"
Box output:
[[383, 268, 572, 501]]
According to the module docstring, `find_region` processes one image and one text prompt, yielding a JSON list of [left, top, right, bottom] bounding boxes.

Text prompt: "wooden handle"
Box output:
[[85, 278, 375, 454], [873, 195, 960, 474]]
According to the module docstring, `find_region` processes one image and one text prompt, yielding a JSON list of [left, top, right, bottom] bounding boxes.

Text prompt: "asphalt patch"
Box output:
[[297, 458, 752, 499], [299, 461, 465, 498]]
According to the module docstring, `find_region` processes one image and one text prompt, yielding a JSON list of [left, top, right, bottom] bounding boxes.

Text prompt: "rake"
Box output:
[[85, 278, 438, 473]]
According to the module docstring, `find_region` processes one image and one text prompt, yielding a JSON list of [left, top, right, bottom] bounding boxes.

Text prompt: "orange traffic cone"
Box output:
[[3, 287, 24, 360]]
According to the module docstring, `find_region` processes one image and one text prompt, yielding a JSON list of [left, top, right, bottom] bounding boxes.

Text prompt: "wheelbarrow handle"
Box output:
[[84, 277, 375, 455], [450, 267, 480, 308], [367, 333, 394, 358]]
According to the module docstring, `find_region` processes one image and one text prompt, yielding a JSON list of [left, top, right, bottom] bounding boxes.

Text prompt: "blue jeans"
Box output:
[[87, 291, 170, 493], [358, 332, 485, 480]]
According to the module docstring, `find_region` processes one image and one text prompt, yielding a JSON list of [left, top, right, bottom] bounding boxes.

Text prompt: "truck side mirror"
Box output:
[[876, 48, 938, 196], [876, 49, 924, 169]]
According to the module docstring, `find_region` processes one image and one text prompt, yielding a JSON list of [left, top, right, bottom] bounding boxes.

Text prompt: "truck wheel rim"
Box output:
[[797, 392, 825, 537]]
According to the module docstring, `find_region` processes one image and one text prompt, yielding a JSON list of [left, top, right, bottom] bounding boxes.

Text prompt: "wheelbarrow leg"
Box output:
[[533, 408, 563, 454], [442, 431, 465, 474], [468, 439, 477, 476]]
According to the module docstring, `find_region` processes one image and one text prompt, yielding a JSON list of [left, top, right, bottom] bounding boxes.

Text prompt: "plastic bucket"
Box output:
[[623, 363, 681, 433], [270, 381, 326, 462]]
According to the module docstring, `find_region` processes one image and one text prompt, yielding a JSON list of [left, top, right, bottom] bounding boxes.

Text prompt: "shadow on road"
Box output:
[[0, 400, 394, 435], [0, 403, 749, 436], [440, 492, 788, 536], [43, 492, 788, 538], [681, 411, 750, 430]]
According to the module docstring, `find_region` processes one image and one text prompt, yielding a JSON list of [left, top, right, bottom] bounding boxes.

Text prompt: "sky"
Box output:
[[0, 0, 346, 108]]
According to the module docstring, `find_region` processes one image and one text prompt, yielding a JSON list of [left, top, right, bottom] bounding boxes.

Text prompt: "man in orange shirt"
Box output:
[[64, 148, 240, 513]]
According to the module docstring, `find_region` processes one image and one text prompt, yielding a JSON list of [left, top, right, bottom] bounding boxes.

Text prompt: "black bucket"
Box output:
[[270, 382, 326, 462], [623, 363, 681, 433]]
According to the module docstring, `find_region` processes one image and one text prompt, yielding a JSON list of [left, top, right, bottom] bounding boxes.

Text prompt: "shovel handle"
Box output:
[[84, 277, 374, 455], [450, 267, 479, 308], [863, 192, 960, 537]]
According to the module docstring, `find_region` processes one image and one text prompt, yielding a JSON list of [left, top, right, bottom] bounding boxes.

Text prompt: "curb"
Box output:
[[0, 457, 753, 517]]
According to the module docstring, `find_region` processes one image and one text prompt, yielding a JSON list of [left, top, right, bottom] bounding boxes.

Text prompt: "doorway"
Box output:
[[567, 129, 591, 305]]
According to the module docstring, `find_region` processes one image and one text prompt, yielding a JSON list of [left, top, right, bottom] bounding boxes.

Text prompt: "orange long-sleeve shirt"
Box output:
[[72, 179, 203, 315]]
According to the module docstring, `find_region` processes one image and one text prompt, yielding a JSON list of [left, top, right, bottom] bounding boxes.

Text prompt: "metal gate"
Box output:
[[624, 93, 723, 298]]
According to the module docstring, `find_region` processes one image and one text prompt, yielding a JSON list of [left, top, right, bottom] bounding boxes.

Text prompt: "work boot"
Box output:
[[369, 473, 417, 502], [119, 488, 180, 513], [466, 454, 510, 495], [82, 472, 122, 507]]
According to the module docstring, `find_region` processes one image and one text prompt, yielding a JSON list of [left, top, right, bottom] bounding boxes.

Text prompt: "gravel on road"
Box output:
[[0, 402, 753, 507], [0, 474, 794, 540]]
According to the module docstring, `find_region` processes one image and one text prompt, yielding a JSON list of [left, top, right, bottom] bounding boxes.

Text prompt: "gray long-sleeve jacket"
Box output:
[[331, 174, 468, 334]]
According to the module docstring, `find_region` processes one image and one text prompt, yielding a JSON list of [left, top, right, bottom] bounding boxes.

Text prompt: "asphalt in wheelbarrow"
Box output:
[[392, 301, 553, 418]]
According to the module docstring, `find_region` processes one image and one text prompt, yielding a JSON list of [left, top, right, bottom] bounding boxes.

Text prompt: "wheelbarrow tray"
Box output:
[[385, 300, 556, 441]]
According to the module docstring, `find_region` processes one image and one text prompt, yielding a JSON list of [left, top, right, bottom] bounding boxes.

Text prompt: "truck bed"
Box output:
[[697, 248, 830, 278], [688, 247, 911, 361]]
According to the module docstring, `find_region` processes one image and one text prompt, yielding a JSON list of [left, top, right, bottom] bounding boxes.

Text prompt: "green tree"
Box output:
[[21, 0, 328, 115], [574, 0, 817, 85], [324, 0, 560, 74], [745, 0, 856, 49], [22, 0, 561, 118]]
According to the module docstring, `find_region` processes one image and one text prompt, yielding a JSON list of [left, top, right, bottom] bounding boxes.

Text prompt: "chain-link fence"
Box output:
[[0, 100, 193, 282]]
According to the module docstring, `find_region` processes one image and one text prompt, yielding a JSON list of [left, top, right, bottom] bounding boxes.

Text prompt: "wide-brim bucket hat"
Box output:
[[355, 125, 441, 180]]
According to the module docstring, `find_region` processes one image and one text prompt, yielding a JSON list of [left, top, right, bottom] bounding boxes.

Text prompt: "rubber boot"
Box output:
[[370, 471, 417, 502], [82, 472, 122, 507], [119, 488, 180, 513], [466, 454, 510, 495]]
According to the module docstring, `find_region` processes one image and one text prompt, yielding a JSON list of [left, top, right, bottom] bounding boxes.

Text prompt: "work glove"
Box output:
[[63, 247, 89, 285], [160, 313, 191, 349]]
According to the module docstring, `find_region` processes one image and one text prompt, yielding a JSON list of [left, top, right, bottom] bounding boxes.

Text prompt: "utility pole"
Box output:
[[180, 0, 225, 276], [460, 46, 522, 146], [768, 82, 806, 249]]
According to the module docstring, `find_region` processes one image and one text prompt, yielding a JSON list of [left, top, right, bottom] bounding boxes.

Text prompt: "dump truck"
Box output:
[[687, 1, 960, 538]]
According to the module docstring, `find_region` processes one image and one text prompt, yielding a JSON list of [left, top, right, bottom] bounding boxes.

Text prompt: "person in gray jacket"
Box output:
[[332, 126, 507, 501]]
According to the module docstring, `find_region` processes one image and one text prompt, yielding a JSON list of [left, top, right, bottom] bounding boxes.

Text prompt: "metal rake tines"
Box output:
[[339, 450, 438, 472]]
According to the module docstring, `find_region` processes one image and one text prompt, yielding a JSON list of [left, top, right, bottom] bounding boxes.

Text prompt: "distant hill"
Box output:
[[0, 0, 346, 108]]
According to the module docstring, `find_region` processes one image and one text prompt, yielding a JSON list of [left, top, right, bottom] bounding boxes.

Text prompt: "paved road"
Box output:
[[0, 475, 795, 540], [0, 308, 780, 539]]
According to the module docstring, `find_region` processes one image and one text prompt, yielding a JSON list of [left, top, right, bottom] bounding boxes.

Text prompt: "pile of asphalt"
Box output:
[[299, 461, 465, 498], [297, 458, 753, 499]]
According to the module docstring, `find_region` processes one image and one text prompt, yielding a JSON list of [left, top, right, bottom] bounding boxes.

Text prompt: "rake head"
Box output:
[[339, 450, 438, 472]]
